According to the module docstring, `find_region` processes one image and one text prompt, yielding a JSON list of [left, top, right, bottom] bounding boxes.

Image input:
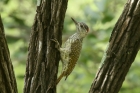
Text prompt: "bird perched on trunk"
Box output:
[[52, 18, 89, 85]]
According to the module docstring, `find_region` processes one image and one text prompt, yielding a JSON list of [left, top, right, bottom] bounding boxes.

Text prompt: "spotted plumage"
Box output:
[[52, 18, 89, 84]]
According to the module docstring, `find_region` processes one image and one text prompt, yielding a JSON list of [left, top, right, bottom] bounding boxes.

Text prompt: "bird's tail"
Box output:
[[56, 73, 64, 85]]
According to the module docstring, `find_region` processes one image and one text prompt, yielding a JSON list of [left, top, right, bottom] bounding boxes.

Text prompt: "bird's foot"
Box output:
[[51, 39, 60, 50]]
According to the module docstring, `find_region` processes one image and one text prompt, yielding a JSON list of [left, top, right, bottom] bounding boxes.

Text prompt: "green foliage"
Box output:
[[1, 0, 140, 93]]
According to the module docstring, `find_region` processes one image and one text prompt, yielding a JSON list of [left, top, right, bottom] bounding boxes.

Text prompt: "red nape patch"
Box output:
[[87, 27, 89, 32]]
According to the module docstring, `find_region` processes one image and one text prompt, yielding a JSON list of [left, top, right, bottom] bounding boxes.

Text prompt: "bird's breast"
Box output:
[[66, 39, 82, 75]]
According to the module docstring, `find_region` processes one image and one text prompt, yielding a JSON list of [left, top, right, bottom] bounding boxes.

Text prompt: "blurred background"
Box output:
[[1, 0, 140, 93]]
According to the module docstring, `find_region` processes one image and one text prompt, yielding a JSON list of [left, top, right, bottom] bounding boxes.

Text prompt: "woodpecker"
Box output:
[[52, 17, 89, 85]]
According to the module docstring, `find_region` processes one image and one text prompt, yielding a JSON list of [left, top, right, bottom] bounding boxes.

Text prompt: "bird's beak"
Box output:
[[71, 17, 78, 25]]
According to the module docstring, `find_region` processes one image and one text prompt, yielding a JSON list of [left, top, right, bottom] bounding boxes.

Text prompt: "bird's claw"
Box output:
[[51, 39, 60, 50]]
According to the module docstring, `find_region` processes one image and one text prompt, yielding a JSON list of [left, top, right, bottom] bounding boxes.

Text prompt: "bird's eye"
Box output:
[[80, 25, 83, 28]]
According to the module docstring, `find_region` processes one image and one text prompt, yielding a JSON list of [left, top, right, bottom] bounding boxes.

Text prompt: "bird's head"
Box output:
[[71, 17, 89, 38]]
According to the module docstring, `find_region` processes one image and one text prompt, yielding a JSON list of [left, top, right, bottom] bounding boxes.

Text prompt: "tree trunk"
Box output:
[[0, 15, 18, 93], [23, 0, 68, 93], [89, 0, 140, 93]]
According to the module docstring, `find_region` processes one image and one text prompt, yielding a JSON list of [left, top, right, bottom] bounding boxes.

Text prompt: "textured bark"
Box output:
[[89, 0, 140, 93], [23, 0, 68, 93], [0, 15, 18, 93]]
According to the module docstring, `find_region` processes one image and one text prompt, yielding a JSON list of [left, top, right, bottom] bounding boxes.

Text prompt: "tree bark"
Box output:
[[0, 15, 18, 93], [23, 0, 68, 93], [89, 0, 140, 93]]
